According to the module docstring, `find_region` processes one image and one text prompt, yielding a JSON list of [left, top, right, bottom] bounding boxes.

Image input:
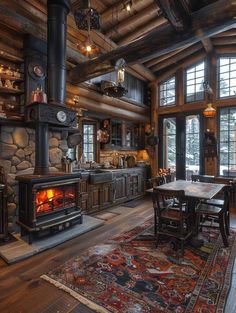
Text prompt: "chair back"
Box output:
[[191, 174, 214, 183], [148, 176, 165, 188], [152, 188, 185, 218], [223, 185, 231, 211]]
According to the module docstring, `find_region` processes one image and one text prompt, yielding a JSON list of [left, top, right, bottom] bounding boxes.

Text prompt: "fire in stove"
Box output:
[[36, 186, 76, 214]]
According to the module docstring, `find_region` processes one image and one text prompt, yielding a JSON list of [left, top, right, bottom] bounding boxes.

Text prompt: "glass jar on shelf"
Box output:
[[6, 67, 13, 77]]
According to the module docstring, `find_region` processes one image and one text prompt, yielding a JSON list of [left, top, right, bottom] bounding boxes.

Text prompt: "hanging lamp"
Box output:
[[203, 82, 216, 118], [74, 0, 100, 30], [102, 59, 128, 98]]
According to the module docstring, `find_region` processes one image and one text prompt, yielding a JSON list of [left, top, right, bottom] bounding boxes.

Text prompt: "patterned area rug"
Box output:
[[41, 220, 236, 313]]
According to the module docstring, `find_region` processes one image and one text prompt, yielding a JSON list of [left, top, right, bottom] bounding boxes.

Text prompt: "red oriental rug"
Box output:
[[41, 220, 236, 313]]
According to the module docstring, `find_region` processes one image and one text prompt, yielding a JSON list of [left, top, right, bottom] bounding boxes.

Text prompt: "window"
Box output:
[[159, 76, 176, 106], [185, 61, 205, 102], [219, 107, 236, 177], [218, 56, 236, 98], [83, 123, 96, 162]]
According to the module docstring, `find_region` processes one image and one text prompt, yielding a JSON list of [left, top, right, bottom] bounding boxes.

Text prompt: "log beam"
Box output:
[[154, 0, 190, 32], [201, 37, 213, 53], [105, 3, 160, 40], [69, 0, 236, 84]]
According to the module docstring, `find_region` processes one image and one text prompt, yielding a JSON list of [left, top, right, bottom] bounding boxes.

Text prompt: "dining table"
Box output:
[[147, 179, 226, 245], [153, 179, 225, 200]]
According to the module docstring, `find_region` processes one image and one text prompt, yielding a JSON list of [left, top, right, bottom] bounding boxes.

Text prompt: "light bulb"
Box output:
[[126, 3, 131, 11], [86, 44, 92, 52]]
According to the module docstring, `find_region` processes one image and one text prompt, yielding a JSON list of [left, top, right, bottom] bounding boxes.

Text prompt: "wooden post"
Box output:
[[150, 82, 159, 178]]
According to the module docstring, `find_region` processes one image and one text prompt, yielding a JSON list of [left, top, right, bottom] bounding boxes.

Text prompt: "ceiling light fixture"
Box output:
[[74, 0, 100, 30], [125, 1, 132, 12]]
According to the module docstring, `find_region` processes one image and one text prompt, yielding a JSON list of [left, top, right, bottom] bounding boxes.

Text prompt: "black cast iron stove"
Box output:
[[16, 0, 82, 243]]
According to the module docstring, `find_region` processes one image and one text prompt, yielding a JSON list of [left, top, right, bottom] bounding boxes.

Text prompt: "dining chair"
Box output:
[[191, 175, 232, 235], [152, 188, 193, 256], [195, 185, 230, 247], [148, 176, 165, 188]]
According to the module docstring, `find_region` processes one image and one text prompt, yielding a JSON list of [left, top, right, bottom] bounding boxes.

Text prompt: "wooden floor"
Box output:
[[0, 197, 235, 313]]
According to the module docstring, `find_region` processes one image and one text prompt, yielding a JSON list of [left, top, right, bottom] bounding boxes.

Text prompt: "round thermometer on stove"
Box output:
[[56, 110, 67, 123]]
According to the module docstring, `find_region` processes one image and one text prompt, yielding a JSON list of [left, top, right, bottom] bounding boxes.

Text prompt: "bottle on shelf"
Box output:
[[4, 79, 13, 89]]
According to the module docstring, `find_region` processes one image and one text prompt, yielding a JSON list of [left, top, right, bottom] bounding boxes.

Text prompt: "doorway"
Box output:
[[159, 113, 203, 180]]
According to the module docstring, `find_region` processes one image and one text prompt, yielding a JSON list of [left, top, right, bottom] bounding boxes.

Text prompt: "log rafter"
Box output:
[[69, 0, 236, 84]]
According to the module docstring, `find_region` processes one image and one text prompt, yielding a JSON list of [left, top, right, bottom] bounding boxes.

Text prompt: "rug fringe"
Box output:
[[41, 275, 111, 313]]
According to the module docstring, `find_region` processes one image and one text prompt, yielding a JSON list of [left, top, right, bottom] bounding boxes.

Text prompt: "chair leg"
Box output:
[[154, 213, 157, 235], [219, 214, 229, 247], [225, 211, 230, 236]]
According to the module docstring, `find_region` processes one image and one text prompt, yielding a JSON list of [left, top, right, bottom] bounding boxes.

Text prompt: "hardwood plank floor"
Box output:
[[0, 197, 235, 313]]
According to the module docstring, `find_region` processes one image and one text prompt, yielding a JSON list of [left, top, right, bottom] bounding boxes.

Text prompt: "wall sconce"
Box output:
[[203, 81, 216, 118]]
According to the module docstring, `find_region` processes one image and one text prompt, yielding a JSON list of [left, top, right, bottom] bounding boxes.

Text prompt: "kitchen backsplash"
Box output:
[[100, 150, 138, 165]]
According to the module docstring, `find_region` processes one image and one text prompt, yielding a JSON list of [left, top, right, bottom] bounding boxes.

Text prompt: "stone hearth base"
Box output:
[[0, 215, 104, 264]]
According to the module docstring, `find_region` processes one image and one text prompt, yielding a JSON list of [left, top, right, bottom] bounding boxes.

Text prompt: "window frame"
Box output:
[[82, 121, 97, 163], [217, 106, 236, 177], [159, 75, 176, 107], [217, 54, 236, 100], [184, 60, 206, 104]]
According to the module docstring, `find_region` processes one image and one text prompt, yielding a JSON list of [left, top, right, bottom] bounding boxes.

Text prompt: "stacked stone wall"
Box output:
[[0, 126, 69, 231]]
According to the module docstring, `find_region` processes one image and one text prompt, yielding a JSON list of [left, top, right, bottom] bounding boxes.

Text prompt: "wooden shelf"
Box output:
[[0, 86, 24, 94], [0, 73, 23, 82]]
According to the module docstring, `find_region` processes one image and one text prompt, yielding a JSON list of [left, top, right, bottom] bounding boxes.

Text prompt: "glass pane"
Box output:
[[159, 76, 176, 106], [163, 118, 176, 173], [185, 115, 200, 180], [186, 61, 205, 103]]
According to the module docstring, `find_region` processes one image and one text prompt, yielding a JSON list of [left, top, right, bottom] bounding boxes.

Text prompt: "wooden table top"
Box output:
[[148, 179, 225, 200]]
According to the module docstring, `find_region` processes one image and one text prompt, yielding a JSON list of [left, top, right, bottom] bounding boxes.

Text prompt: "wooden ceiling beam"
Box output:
[[154, 0, 191, 32], [101, 0, 153, 30], [69, 0, 236, 83], [105, 3, 160, 40], [144, 45, 190, 68], [118, 16, 166, 46], [0, 0, 154, 82], [151, 43, 203, 72], [201, 37, 213, 53], [213, 28, 236, 37], [212, 36, 236, 45]]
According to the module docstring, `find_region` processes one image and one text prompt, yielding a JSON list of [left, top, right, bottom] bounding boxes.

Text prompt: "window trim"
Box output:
[[184, 59, 206, 104], [82, 121, 97, 163], [217, 106, 236, 177], [217, 54, 236, 100], [159, 75, 176, 107]]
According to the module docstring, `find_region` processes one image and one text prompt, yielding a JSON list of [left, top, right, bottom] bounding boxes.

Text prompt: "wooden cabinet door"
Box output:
[[81, 194, 89, 212], [103, 182, 113, 206], [114, 175, 127, 202], [90, 185, 102, 212]]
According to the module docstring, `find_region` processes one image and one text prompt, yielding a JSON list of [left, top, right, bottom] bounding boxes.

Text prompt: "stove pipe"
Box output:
[[47, 0, 70, 106], [34, 0, 70, 175]]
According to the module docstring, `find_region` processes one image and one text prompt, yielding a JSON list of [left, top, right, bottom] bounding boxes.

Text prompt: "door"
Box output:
[[159, 113, 203, 180]]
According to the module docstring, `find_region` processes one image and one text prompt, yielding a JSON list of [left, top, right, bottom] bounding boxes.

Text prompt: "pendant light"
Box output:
[[101, 59, 128, 98], [74, 0, 100, 57], [203, 82, 216, 118]]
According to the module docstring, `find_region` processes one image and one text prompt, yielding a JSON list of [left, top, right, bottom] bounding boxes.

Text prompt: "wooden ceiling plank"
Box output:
[[101, 0, 153, 30], [69, 0, 236, 83], [118, 16, 167, 46], [212, 36, 236, 45], [151, 43, 203, 72], [105, 3, 160, 40], [144, 46, 189, 68]]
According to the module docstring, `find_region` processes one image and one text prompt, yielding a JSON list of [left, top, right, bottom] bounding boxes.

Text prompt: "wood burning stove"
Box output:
[[17, 173, 82, 243], [16, 1, 83, 243]]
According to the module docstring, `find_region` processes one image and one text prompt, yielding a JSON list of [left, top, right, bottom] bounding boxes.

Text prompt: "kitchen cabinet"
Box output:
[[79, 167, 148, 214], [113, 173, 128, 202], [101, 120, 145, 150]]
